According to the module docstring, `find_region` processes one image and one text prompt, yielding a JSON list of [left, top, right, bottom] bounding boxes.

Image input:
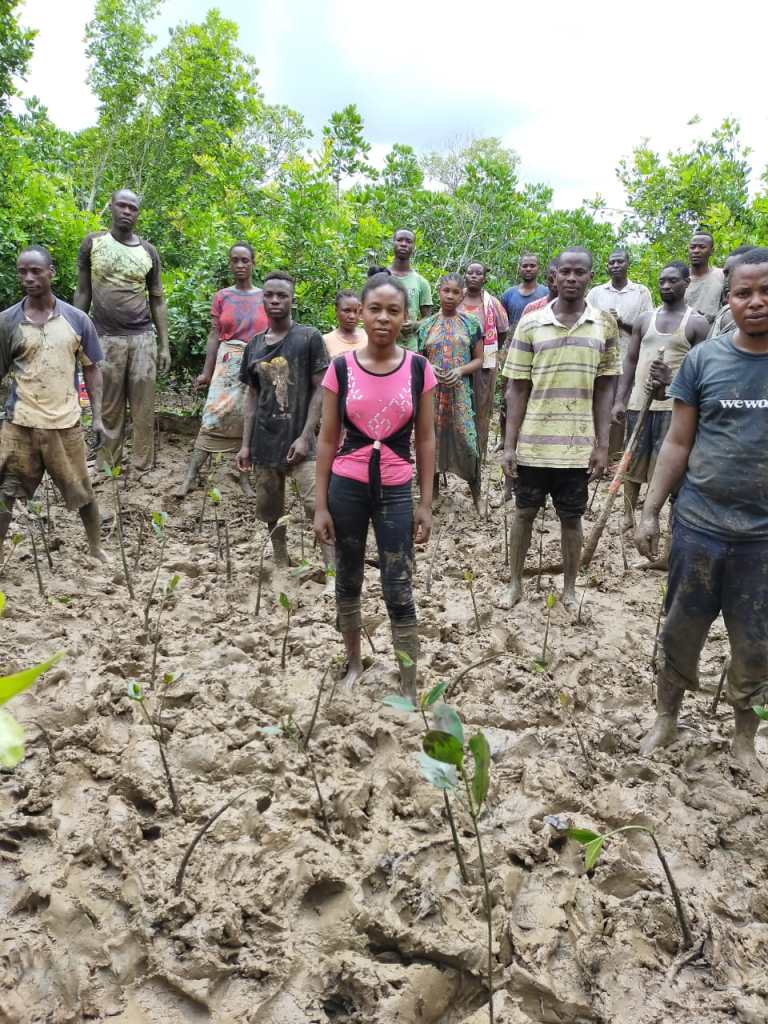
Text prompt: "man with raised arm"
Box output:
[[388, 228, 432, 351], [0, 246, 107, 560], [236, 272, 332, 571], [502, 248, 619, 612], [612, 261, 709, 551], [74, 189, 170, 474], [636, 248, 768, 778], [685, 229, 724, 325]]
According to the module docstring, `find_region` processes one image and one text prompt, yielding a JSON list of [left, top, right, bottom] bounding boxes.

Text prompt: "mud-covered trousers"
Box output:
[[328, 473, 416, 633], [660, 522, 768, 710], [97, 332, 157, 473]]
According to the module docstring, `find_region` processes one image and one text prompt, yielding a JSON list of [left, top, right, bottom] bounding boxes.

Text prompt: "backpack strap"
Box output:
[[333, 353, 350, 425], [409, 352, 426, 416]]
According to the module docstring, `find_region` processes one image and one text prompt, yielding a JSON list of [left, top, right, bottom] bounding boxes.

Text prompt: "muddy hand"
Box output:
[[414, 503, 432, 544], [635, 514, 660, 559], [314, 509, 336, 545], [287, 435, 309, 464]]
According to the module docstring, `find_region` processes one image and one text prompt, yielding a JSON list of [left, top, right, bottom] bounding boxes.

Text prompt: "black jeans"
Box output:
[[328, 473, 416, 626]]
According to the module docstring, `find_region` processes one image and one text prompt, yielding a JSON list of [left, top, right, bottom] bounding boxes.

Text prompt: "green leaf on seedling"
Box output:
[[432, 703, 464, 744], [753, 705, 768, 721], [255, 724, 283, 736], [421, 681, 448, 709], [290, 559, 311, 577], [11, 533, 23, 547], [208, 487, 222, 505], [584, 837, 606, 870], [279, 591, 291, 611], [325, 567, 336, 578], [166, 574, 180, 594], [0, 709, 25, 767], [418, 751, 459, 790], [0, 592, 5, 617], [559, 691, 572, 707], [151, 511, 167, 537], [566, 827, 601, 844], [463, 569, 474, 583], [531, 661, 546, 673], [0, 651, 64, 706], [102, 463, 121, 478], [127, 680, 142, 701], [546, 592, 557, 610], [382, 694, 416, 712], [423, 730, 464, 767], [162, 672, 175, 687], [469, 732, 491, 808], [28, 500, 42, 515], [395, 649, 414, 668]]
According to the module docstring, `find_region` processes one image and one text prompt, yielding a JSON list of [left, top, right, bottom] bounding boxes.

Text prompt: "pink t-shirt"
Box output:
[[322, 350, 437, 486]]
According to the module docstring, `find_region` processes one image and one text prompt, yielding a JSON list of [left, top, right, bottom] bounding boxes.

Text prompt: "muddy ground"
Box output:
[[1, 428, 766, 1024]]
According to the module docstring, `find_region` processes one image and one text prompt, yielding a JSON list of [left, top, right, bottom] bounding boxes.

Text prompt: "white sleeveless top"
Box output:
[[628, 306, 692, 413]]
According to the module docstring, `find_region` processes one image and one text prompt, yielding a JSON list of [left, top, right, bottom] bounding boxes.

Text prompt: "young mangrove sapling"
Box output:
[[464, 568, 481, 632], [0, 530, 23, 575], [103, 462, 134, 599], [127, 677, 180, 815], [565, 823, 694, 949], [533, 592, 557, 670], [256, 514, 291, 615], [144, 511, 169, 634], [279, 591, 294, 669], [150, 574, 181, 686], [420, 705, 496, 1022], [558, 691, 594, 781]]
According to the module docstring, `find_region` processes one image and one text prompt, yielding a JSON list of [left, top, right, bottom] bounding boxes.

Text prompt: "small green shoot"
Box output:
[[464, 568, 481, 632], [150, 574, 181, 686], [254, 713, 331, 835], [535, 502, 546, 591], [0, 591, 5, 616], [144, 511, 169, 633], [0, 652, 64, 767], [127, 676, 180, 814], [533, 592, 557, 670], [279, 591, 294, 669], [103, 461, 134, 599], [564, 823, 693, 950], [0, 531, 24, 574], [753, 705, 768, 721], [256, 515, 291, 615], [27, 499, 53, 571]]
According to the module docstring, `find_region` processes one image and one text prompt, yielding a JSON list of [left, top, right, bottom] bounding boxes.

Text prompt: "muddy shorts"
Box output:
[[660, 522, 768, 710], [251, 459, 316, 524], [625, 410, 672, 485], [515, 466, 588, 520], [0, 421, 94, 510]]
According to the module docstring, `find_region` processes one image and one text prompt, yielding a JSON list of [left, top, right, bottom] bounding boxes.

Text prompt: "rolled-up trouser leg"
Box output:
[[126, 331, 157, 472], [721, 536, 768, 710], [659, 522, 723, 693]]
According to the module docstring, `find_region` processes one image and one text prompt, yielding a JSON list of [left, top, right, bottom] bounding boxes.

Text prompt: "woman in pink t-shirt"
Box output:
[[315, 273, 437, 696]]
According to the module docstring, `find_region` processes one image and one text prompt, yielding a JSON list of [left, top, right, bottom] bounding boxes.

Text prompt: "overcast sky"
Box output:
[[16, 0, 768, 212]]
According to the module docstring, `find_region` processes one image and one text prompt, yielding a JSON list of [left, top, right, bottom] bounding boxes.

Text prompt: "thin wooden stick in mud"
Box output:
[[29, 528, 45, 596], [503, 499, 510, 566], [175, 789, 270, 895], [587, 478, 600, 512], [425, 514, 452, 595], [445, 652, 506, 699], [710, 657, 731, 716], [36, 515, 53, 570], [302, 666, 331, 751], [581, 353, 664, 569], [224, 520, 232, 583], [535, 502, 546, 591], [362, 624, 376, 655]]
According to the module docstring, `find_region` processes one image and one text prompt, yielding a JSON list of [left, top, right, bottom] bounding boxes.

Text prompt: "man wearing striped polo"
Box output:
[[501, 247, 620, 611]]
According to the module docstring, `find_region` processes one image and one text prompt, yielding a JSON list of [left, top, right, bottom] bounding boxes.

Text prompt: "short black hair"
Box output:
[[729, 244, 756, 258], [229, 241, 254, 259], [367, 265, 391, 278], [661, 260, 690, 280], [609, 248, 630, 260], [519, 252, 539, 263], [263, 270, 295, 289], [691, 228, 714, 243], [439, 271, 464, 288], [111, 188, 140, 205], [732, 247, 768, 271], [335, 288, 359, 307], [361, 271, 409, 313], [18, 244, 53, 266], [393, 228, 415, 240], [465, 260, 487, 275], [557, 246, 593, 269]]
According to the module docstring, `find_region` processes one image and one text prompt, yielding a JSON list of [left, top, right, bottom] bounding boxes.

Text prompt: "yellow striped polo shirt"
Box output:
[[502, 303, 620, 468]]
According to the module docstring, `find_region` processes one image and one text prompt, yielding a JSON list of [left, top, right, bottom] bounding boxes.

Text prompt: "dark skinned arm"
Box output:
[[287, 371, 324, 463], [236, 386, 257, 471], [589, 375, 614, 479], [612, 314, 646, 420], [73, 263, 92, 313], [502, 379, 532, 478], [149, 294, 171, 373], [313, 387, 340, 544], [647, 313, 710, 396], [413, 387, 435, 543], [81, 363, 104, 447], [635, 401, 698, 558], [195, 327, 220, 390]]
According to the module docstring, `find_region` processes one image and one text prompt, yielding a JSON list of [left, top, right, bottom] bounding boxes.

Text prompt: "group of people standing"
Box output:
[[1, 189, 767, 777]]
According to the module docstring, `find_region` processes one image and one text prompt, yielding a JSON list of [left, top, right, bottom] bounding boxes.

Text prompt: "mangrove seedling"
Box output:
[[558, 691, 594, 781], [144, 511, 169, 634], [565, 822, 694, 950], [279, 591, 294, 669], [0, 531, 24, 574], [533, 592, 557, 670], [464, 568, 481, 633], [103, 462, 134, 599], [710, 656, 731, 717], [0, 651, 64, 768], [27, 499, 53, 570], [650, 583, 666, 674], [290, 478, 306, 559], [208, 485, 223, 560], [150, 574, 181, 686], [26, 516, 45, 597], [197, 453, 222, 535], [425, 513, 452, 595], [253, 712, 331, 835], [0, 591, 5, 617], [536, 502, 547, 591], [383, 682, 469, 885], [754, 705, 768, 723], [420, 705, 496, 1023], [255, 514, 291, 615], [127, 677, 180, 815]]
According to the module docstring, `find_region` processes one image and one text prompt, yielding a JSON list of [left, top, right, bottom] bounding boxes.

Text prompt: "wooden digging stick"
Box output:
[[581, 347, 665, 569]]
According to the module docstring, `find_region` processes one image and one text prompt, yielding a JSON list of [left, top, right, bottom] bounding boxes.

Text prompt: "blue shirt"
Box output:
[[669, 333, 768, 540], [500, 284, 549, 330]]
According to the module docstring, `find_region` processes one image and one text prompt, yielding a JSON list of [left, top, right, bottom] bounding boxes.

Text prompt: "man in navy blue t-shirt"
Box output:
[[636, 248, 768, 778]]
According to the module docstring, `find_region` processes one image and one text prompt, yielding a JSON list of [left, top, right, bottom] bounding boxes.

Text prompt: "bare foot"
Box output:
[[497, 580, 524, 610], [342, 661, 364, 689], [731, 737, 767, 780], [174, 482, 192, 498], [560, 590, 578, 613], [239, 473, 255, 499], [639, 556, 668, 571], [88, 546, 111, 565], [323, 575, 335, 599], [639, 714, 679, 755]]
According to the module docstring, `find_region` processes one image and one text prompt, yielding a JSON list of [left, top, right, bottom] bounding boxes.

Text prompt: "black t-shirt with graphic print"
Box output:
[[239, 324, 328, 468]]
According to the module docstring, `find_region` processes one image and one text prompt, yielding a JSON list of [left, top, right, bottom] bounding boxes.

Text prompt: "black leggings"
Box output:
[[328, 473, 416, 626]]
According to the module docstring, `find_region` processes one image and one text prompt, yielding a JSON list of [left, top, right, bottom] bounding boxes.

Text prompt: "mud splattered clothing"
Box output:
[[98, 332, 156, 471], [685, 267, 724, 324], [195, 287, 267, 454], [661, 524, 768, 710], [0, 421, 94, 509], [239, 324, 328, 468], [417, 312, 482, 490], [78, 231, 163, 337], [0, 298, 102, 428], [459, 292, 509, 459], [251, 460, 317, 526]]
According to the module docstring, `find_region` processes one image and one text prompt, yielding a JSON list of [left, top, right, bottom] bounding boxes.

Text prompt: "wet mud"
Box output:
[[1, 434, 766, 1023]]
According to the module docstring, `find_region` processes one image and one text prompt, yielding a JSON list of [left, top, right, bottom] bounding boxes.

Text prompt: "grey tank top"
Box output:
[[628, 306, 692, 412]]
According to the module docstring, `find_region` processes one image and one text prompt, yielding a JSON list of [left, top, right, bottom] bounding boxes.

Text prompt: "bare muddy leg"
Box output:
[[176, 449, 209, 497], [238, 470, 255, 498], [502, 506, 537, 608], [560, 517, 583, 611], [79, 499, 108, 562], [731, 707, 766, 779], [0, 493, 17, 548], [269, 519, 290, 567], [640, 671, 684, 755], [623, 480, 640, 536], [340, 628, 364, 689]]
